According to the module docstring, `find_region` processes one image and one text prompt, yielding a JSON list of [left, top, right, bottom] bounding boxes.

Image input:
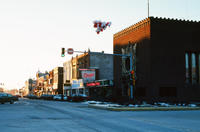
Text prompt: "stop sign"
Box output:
[[67, 48, 74, 54]]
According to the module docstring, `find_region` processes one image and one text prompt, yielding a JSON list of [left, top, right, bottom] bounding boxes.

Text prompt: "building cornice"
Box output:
[[114, 16, 200, 39], [114, 17, 151, 39]]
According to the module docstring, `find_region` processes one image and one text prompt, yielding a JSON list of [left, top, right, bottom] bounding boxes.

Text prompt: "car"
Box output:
[[78, 94, 90, 100], [40, 94, 54, 100], [15, 94, 22, 98], [12, 95, 19, 101], [0, 93, 16, 104], [53, 94, 67, 101], [69, 94, 89, 102], [26, 94, 38, 99]]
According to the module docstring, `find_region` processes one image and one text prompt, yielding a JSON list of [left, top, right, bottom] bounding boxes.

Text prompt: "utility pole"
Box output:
[[129, 52, 133, 100]]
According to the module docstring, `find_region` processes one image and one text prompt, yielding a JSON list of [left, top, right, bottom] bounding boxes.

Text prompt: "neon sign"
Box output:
[[86, 82, 100, 87], [83, 73, 95, 78]]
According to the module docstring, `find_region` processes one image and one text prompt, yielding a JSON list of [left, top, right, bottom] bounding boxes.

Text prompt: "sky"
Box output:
[[0, 0, 200, 90]]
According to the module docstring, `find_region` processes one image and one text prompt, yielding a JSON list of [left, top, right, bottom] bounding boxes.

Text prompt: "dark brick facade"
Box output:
[[114, 17, 200, 103], [53, 67, 63, 95]]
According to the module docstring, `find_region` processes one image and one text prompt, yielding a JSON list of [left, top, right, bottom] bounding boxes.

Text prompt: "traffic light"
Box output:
[[131, 70, 134, 75], [130, 70, 136, 86], [61, 48, 65, 57]]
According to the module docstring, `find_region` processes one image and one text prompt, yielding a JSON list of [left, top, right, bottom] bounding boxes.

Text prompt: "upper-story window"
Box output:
[[199, 54, 200, 84], [185, 52, 199, 84], [191, 53, 197, 84], [185, 53, 189, 83]]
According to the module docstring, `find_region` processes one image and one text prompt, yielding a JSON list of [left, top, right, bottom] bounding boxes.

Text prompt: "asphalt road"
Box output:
[[0, 98, 200, 132]]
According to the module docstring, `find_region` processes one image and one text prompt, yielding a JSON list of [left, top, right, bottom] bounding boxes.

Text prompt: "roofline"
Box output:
[[114, 17, 151, 39], [114, 16, 200, 39]]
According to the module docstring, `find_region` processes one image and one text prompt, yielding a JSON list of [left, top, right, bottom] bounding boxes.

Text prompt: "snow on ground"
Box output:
[[85, 100, 199, 108]]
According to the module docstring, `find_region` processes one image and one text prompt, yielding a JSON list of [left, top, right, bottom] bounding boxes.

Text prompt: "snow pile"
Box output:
[[86, 101, 123, 107], [128, 104, 134, 107], [86, 100, 199, 108], [83, 101, 102, 105], [157, 102, 170, 107], [188, 104, 197, 107]]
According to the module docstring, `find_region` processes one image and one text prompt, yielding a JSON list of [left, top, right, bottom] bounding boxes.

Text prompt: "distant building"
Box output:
[[64, 49, 113, 100], [114, 17, 200, 103], [24, 80, 30, 96], [26, 78, 36, 95], [53, 67, 63, 95], [19, 86, 27, 97], [63, 60, 72, 96], [0, 88, 4, 93], [35, 71, 49, 96], [48, 70, 54, 94], [7, 89, 19, 95], [0, 83, 5, 92]]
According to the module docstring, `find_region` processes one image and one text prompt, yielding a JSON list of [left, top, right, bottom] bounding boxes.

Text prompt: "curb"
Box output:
[[88, 104, 200, 111]]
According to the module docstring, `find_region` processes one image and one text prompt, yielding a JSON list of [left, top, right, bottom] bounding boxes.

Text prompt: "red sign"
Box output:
[[86, 82, 100, 87], [83, 73, 95, 78], [67, 48, 74, 54], [81, 70, 96, 82]]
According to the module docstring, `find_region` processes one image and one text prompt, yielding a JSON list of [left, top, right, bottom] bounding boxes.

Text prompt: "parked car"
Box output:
[[53, 94, 67, 101], [15, 94, 22, 98], [69, 94, 89, 102], [26, 94, 38, 99], [40, 94, 54, 100], [0, 93, 16, 104], [12, 95, 19, 101]]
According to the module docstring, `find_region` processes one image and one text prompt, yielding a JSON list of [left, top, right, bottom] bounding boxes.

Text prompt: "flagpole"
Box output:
[[147, 0, 149, 18]]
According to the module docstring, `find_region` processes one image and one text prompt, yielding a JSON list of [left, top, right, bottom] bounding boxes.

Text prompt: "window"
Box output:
[[191, 53, 197, 84], [185, 53, 189, 83], [185, 52, 200, 84], [199, 54, 200, 84]]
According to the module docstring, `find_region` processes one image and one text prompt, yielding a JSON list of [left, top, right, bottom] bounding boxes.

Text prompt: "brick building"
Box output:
[[35, 71, 49, 96], [48, 70, 54, 94], [53, 67, 63, 95], [113, 17, 200, 103], [26, 78, 36, 95]]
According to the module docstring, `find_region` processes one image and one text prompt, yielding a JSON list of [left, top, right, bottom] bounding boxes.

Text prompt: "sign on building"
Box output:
[[80, 69, 96, 83], [71, 79, 84, 89]]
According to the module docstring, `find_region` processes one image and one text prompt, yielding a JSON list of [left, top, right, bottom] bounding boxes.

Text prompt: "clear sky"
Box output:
[[0, 0, 200, 90]]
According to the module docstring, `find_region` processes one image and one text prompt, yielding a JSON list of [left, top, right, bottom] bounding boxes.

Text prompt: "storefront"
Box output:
[[71, 79, 85, 95], [86, 79, 113, 100]]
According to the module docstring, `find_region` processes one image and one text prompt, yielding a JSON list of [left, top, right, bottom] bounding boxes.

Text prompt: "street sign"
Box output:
[[67, 48, 74, 54]]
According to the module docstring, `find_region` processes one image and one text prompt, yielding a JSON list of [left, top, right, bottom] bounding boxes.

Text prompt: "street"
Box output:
[[0, 99, 200, 132]]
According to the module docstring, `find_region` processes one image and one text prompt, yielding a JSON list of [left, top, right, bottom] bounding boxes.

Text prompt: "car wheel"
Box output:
[[10, 100, 14, 104]]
